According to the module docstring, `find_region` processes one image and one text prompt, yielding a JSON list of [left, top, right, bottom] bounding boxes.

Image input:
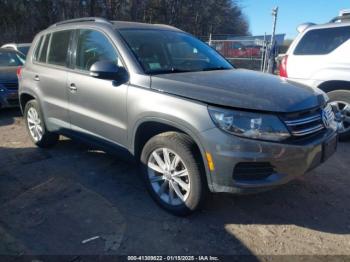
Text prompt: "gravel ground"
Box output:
[[0, 108, 350, 258]]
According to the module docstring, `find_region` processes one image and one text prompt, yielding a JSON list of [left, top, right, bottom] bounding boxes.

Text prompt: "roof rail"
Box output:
[[297, 22, 315, 33], [49, 17, 111, 28], [329, 14, 350, 23]]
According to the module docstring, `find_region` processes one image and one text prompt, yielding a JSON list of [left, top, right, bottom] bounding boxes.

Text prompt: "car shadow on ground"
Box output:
[[0, 142, 250, 257], [0, 137, 349, 255], [0, 108, 22, 127]]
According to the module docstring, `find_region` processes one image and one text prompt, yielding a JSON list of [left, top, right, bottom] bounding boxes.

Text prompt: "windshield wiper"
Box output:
[[149, 68, 192, 75], [149, 67, 231, 75], [201, 66, 232, 71]]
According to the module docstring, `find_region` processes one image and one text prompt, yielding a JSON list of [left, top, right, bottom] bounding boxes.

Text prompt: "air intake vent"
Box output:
[[233, 162, 275, 181]]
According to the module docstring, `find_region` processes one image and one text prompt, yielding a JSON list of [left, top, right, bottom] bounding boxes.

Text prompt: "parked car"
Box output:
[[1, 43, 31, 56], [19, 18, 338, 215], [0, 48, 25, 108], [280, 12, 350, 140]]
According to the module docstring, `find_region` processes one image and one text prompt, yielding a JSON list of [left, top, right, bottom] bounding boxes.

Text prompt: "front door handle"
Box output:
[[34, 75, 40, 81], [69, 83, 77, 92]]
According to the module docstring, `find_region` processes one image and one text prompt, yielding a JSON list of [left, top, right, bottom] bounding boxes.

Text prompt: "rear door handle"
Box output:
[[69, 83, 77, 92], [34, 75, 40, 81]]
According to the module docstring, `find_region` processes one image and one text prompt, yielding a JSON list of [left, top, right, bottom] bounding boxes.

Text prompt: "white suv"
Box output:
[[280, 14, 350, 140]]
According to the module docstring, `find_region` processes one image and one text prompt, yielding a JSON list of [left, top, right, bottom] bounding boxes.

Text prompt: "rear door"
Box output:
[[67, 28, 128, 145], [28, 30, 72, 131]]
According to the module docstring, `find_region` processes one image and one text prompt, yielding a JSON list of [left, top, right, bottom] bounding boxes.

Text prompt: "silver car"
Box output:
[[18, 18, 338, 215]]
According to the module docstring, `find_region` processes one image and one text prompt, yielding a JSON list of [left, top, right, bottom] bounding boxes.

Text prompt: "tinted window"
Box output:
[[119, 29, 232, 74], [39, 34, 50, 63], [47, 30, 71, 66], [75, 29, 120, 71], [33, 36, 43, 61], [18, 46, 30, 55], [0, 51, 25, 66], [294, 26, 350, 55]]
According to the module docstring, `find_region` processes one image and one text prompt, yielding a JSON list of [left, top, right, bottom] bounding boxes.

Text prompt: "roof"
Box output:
[[1, 43, 31, 47], [0, 47, 18, 52], [302, 20, 350, 32], [48, 17, 181, 32], [112, 21, 181, 32]]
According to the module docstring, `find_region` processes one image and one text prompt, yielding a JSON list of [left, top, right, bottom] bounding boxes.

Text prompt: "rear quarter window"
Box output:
[[33, 36, 43, 61], [47, 30, 72, 66], [39, 34, 51, 63], [294, 26, 350, 55]]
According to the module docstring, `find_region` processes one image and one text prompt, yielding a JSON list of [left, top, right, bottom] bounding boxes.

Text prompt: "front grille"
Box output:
[[233, 162, 275, 181], [282, 105, 333, 137]]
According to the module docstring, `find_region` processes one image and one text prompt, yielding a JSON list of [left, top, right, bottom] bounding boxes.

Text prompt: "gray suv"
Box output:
[[19, 18, 338, 215]]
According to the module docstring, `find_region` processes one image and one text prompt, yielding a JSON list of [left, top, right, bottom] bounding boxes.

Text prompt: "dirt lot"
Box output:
[[1, 108, 350, 258]]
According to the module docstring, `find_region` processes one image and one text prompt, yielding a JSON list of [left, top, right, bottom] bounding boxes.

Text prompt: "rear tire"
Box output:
[[24, 100, 59, 148], [327, 90, 350, 141], [140, 132, 207, 216]]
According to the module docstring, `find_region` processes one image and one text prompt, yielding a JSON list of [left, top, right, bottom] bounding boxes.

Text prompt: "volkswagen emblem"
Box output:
[[322, 108, 332, 128]]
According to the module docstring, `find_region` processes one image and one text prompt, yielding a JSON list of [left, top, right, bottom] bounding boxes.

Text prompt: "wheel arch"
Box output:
[[19, 92, 37, 114], [317, 81, 350, 93], [132, 118, 212, 189], [19, 91, 49, 130]]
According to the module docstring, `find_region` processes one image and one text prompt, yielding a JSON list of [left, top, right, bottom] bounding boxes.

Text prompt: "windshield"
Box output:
[[18, 46, 30, 55], [119, 29, 233, 74], [0, 51, 25, 66]]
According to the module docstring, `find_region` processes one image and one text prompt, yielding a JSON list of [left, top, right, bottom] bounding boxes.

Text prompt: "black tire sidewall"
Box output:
[[140, 133, 205, 216]]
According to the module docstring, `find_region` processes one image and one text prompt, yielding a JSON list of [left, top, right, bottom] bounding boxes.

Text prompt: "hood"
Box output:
[[151, 69, 326, 113], [0, 66, 18, 83]]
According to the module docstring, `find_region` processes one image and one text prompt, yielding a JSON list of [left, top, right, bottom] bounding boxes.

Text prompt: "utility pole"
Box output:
[[267, 7, 278, 73], [261, 33, 267, 72]]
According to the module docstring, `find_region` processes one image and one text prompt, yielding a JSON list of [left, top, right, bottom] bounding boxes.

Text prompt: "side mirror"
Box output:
[[89, 61, 128, 83]]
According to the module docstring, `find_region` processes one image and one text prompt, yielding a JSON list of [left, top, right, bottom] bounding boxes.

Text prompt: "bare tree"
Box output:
[[0, 0, 249, 45]]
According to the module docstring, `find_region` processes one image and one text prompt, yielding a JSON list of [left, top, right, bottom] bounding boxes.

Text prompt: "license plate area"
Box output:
[[322, 134, 338, 162]]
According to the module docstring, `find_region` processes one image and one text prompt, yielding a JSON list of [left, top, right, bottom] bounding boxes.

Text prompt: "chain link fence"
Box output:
[[200, 34, 285, 73], [209, 39, 267, 71]]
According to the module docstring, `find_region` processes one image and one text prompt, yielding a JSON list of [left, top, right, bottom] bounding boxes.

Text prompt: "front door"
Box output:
[[68, 29, 128, 146]]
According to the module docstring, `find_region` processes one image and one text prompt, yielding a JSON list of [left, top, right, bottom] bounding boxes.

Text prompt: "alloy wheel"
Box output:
[[147, 148, 190, 206], [27, 107, 43, 142], [330, 101, 350, 134]]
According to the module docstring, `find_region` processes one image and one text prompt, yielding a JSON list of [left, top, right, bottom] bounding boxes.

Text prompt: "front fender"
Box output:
[[127, 86, 216, 190]]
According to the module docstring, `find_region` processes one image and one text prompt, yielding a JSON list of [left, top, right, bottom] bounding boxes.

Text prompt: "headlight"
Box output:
[[208, 106, 290, 141]]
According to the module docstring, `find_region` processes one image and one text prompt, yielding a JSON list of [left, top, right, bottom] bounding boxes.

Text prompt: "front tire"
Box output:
[[24, 100, 59, 148], [328, 90, 350, 141], [140, 132, 207, 216]]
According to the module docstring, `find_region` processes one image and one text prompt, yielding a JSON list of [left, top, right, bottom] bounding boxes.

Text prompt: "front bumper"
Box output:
[[0, 86, 19, 108], [200, 127, 338, 194]]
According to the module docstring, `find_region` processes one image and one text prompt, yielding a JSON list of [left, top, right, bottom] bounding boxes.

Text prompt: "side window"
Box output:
[[75, 29, 121, 71], [294, 26, 350, 55], [33, 36, 43, 61], [47, 30, 72, 66], [39, 34, 50, 63]]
